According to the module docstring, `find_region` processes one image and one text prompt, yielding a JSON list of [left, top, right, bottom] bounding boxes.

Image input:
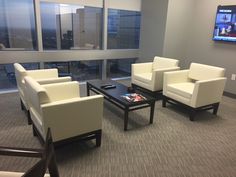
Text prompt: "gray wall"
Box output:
[[184, 0, 236, 94], [141, 0, 236, 94], [139, 0, 169, 62], [163, 0, 195, 68]]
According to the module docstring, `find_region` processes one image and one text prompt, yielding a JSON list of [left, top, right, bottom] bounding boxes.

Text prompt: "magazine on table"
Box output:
[[121, 93, 146, 102]]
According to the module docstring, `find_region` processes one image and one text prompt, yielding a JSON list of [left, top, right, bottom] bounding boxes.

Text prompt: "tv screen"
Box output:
[[213, 5, 236, 42]]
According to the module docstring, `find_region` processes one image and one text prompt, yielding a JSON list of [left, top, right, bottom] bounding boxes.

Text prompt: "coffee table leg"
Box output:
[[124, 108, 129, 131], [149, 101, 155, 124]]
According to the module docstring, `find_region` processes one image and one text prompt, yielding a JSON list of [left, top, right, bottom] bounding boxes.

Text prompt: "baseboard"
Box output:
[[223, 92, 236, 99]]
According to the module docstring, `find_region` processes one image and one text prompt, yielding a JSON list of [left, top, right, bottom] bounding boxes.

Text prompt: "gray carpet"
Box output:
[[0, 81, 236, 177]]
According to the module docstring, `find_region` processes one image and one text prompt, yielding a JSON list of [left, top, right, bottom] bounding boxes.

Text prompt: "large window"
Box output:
[[0, 0, 37, 50], [44, 61, 102, 81], [44, 62, 71, 77], [108, 9, 141, 49], [41, 3, 103, 50], [107, 58, 136, 79], [0, 63, 39, 91], [70, 61, 102, 81]]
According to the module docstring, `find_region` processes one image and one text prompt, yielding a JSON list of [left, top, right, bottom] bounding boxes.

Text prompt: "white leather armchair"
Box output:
[[24, 76, 103, 146], [14, 63, 72, 113], [163, 63, 227, 121], [131, 56, 180, 95]]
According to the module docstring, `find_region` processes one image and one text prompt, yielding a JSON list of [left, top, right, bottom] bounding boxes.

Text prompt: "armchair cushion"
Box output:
[[134, 73, 152, 84], [167, 82, 194, 99]]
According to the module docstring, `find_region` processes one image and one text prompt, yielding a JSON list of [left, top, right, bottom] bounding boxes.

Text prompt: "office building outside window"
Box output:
[[107, 58, 136, 79], [0, 0, 37, 51], [108, 9, 141, 49], [41, 3, 103, 50], [44, 61, 102, 81], [0, 63, 39, 91]]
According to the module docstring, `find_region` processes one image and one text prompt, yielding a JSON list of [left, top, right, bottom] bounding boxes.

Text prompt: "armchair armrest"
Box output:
[[152, 67, 180, 91], [132, 62, 153, 75], [163, 70, 190, 94], [191, 77, 227, 107], [27, 69, 58, 80], [36, 76, 72, 85], [43, 81, 80, 102], [41, 95, 103, 142]]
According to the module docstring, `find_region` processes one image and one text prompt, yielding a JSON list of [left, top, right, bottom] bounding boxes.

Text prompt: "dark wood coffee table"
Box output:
[[87, 80, 156, 131]]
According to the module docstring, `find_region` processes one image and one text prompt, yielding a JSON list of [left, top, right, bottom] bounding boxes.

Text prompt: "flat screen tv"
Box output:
[[213, 5, 236, 42]]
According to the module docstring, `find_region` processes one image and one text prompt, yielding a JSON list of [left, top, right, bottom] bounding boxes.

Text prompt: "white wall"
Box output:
[[184, 0, 236, 94], [141, 0, 236, 94], [163, 0, 195, 68], [107, 0, 141, 11], [139, 0, 169, 62]]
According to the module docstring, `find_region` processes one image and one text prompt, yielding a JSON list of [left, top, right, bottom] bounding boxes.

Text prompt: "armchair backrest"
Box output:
[[153, 56, 179, 70], [14, 63, 27, 93], [43, 81, 80, 102], [14, 62, 59, 80], [189, 63, 225, 80], [27, 69, 58, 80], [24, 76, 50, 115]]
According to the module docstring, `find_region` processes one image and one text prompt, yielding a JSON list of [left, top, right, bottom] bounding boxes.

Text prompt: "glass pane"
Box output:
[[107, 58, 136, 79], [0, 63, 39, 91], [44, 61, 102, 81], [108, 9, 141, 49], [70, 61, 102, 81], [41, 2, 103, 50], [44, 62, 71, 77], [0, 0, 37, 51], [21, 63, 39, 70]]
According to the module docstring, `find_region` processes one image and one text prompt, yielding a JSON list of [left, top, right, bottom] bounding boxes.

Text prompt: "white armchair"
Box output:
[[24, 76, 103, 146], [131, 56, 180, 96], [14, 63, 72, 113], [163, 63, 227, 121]]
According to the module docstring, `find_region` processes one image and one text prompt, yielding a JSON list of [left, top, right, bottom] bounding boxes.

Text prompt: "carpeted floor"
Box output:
[[0, 81, 236, 177]]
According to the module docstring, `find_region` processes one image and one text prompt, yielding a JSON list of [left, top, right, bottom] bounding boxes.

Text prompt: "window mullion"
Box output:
[[34, 0, 43, 51]]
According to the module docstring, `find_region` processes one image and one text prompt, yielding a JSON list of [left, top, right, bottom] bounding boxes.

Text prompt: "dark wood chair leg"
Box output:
[[33, 125, 37, 137], [156, 93, 163, 100], [20, 99, 24, 110], [48, 148, 60, 177], [189, 109, 196, 121], [162, 96, 167, 107], [213, 103, 219, 115], [131, 83, 135, 89], [95, 130, 102, 147], [27, 111, 32, 125]]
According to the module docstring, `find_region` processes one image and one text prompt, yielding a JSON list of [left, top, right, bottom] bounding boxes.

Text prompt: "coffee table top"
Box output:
[[87, 80, 155, 106]]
